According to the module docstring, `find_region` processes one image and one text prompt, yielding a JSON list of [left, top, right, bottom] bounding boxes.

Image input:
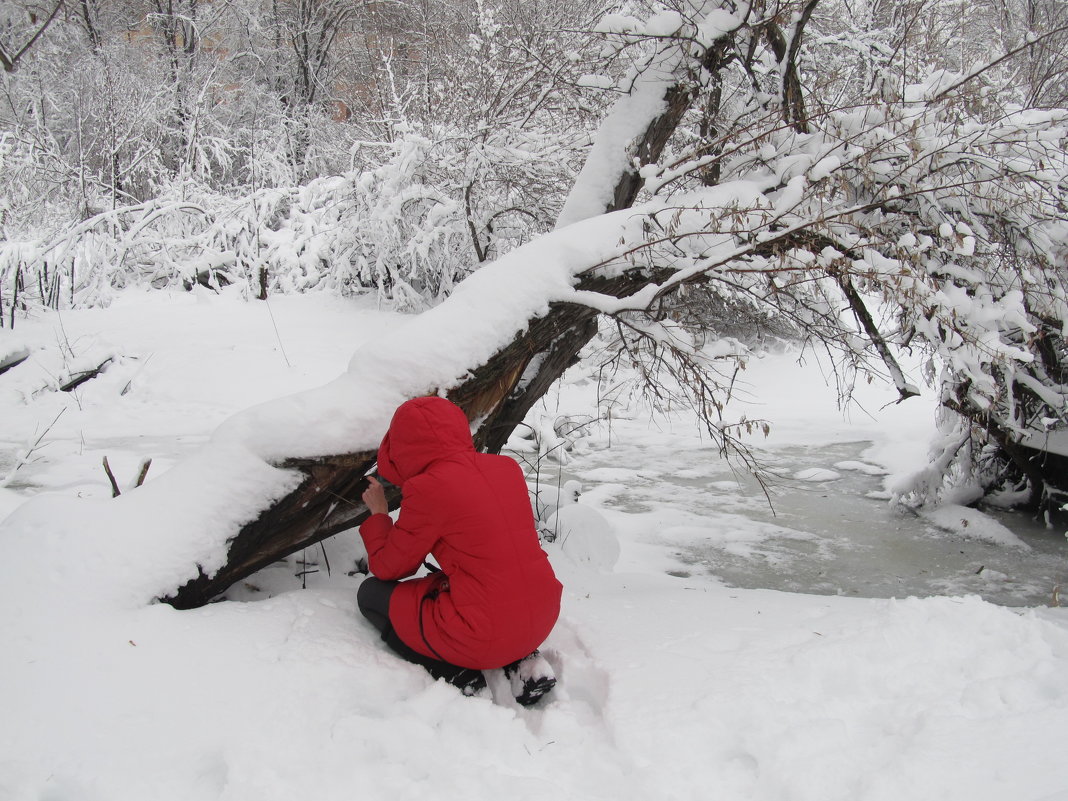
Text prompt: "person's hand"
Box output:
[[362, 476, 389, 516]]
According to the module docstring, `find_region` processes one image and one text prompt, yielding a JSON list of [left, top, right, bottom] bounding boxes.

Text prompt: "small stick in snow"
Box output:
[[103, 456, 152, 497], [135, 458, 152, 489], [102, 456, 122, 498]]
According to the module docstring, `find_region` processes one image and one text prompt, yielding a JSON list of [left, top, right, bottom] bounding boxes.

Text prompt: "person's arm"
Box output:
[[359, 476, 437, 580]]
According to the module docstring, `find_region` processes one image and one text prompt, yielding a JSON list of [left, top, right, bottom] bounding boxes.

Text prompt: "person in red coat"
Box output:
[[357, 396, 562, 704]]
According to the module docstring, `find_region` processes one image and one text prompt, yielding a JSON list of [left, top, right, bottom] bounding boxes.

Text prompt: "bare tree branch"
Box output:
[[0, 0, 63, 73]]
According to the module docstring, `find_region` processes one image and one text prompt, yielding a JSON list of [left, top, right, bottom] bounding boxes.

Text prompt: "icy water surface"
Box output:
[[555, 439, 1068, 608]]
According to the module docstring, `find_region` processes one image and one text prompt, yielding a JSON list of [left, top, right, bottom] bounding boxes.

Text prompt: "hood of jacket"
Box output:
[[376, 396, 475, 486]]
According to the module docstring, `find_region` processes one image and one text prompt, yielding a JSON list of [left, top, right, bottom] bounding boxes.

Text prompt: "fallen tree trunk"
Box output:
[[162, 39, 724, 609], [163, 274, 639, 608], [59, 357, 114, 392], [163, 10, 831, 609], [0, 346, 29, 377]]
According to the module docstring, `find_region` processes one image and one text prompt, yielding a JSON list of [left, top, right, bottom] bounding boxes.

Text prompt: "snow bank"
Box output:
[[4, 293, 1068, 801], [834, 460, 888, 476], [922, 504, 1032, 550]]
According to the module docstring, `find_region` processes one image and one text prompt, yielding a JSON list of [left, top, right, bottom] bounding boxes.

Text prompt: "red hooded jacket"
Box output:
[[359, 397, 562, 669]]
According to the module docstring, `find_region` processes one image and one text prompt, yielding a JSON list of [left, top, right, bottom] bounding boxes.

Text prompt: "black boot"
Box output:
[[449, 668, 488, 697], [429, 663, 487, 696], [503, 650, 556, 706]]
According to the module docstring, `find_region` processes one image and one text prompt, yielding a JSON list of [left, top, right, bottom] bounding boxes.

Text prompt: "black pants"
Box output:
[[357, 576, 474, 683]]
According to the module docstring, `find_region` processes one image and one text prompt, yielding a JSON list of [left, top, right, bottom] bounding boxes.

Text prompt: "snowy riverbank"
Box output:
[[2, 290, 1068, 801]]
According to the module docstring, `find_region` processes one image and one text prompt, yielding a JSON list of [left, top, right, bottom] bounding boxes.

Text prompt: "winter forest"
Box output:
[[3, 0, 1068, 799]]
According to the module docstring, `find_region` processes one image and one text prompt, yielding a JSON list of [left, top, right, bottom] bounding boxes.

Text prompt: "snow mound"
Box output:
[[530, 479, 582, 523], [834, 460, 889, 476], [922, 504, 1032, 550], [546, 503, 620, 571]]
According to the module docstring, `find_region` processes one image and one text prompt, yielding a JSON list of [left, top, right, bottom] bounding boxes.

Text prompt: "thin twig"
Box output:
[[0, 407, 66, 487]]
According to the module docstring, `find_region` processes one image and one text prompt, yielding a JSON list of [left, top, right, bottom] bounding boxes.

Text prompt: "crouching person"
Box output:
[[357, 396, 562, 705]]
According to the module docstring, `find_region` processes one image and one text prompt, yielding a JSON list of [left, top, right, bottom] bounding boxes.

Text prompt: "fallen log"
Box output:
[[59, 357, 114, 392], [163, 15, 795, 609], [163, 282, 617, 609], [0, 346, 30, 377], [161, 36, 718, 608]]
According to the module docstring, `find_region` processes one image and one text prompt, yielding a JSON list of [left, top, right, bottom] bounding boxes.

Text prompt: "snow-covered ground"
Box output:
[[3, 289, 1068, 801]]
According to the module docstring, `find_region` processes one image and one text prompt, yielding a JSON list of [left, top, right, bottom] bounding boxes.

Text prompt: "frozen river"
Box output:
[[550, 437, 1068, 608]]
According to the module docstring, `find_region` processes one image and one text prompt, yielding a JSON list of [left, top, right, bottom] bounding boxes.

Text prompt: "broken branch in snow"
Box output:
[[103, 456, 153, 497], [59, 358, 114, 393], [135, 458, 152, 489], [102, 456, 122, 498], [0, 407, 66, 488], [833, 273, 919, 402]]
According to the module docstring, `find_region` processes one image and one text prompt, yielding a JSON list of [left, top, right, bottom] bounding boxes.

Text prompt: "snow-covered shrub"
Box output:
[[546, 2, 1068, 509], [0, 117, 581, 314], [0, 0, 597, 317]]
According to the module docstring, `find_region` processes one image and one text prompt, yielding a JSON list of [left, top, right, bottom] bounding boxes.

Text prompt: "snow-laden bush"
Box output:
[[538, 4, 1068, 510], [0, 121, 579, 313]]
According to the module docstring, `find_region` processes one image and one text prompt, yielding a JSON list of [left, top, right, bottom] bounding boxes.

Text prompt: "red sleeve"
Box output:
[[358, 477, 438, 580]]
